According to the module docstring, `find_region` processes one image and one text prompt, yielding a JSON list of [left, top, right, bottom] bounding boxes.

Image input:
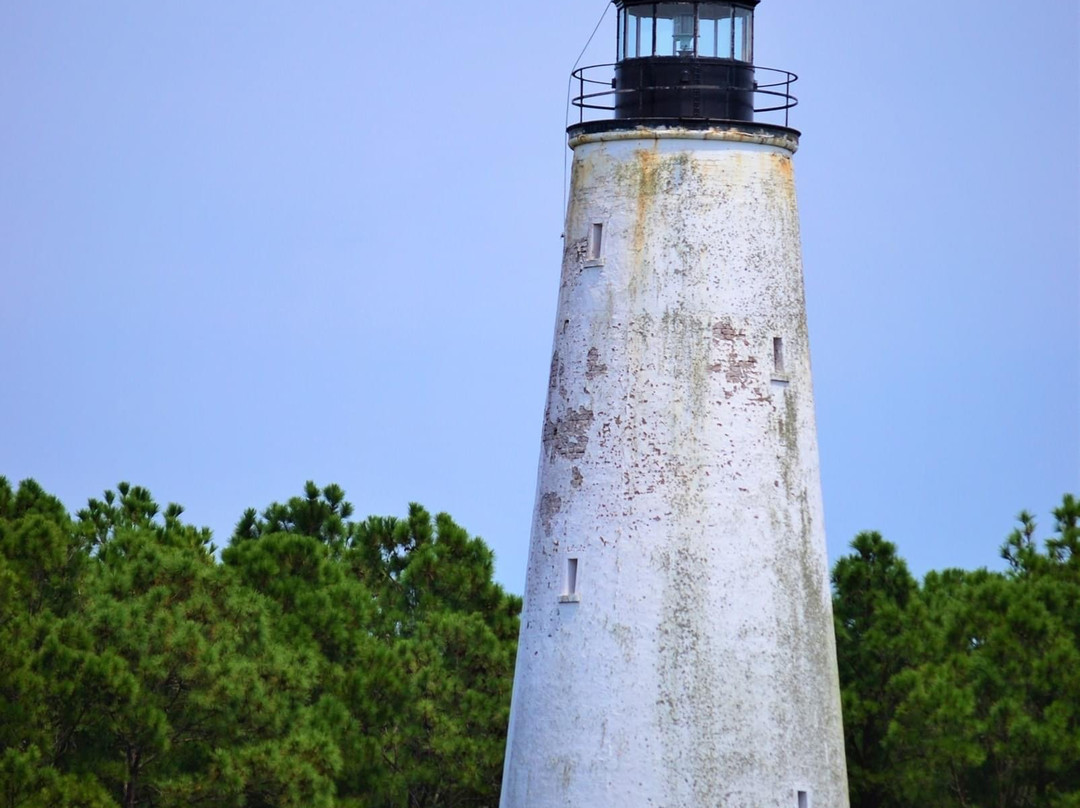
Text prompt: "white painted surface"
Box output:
[[501, 126, 849, 808]]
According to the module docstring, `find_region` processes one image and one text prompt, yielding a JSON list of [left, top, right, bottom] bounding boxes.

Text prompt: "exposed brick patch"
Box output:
[[543, 406, 595, 460], [711, 320, 745, 345], [709, 318, 759, 390], [539, 492, 562, 536], [725, 355, 758, 386], [585, 347, 608, 380]]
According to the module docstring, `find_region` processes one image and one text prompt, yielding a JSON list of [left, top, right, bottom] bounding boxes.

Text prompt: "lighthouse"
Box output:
[[501, 2, 849, 807]]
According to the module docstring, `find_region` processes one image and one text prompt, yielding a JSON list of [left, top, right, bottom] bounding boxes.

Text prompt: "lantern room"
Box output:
[[608, 0, 766, 123], [617, 1, 756, 62]]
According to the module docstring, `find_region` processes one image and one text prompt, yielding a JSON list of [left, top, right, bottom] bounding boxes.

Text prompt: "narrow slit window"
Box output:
[[797, 791, 809, 808], [565, 557, 578, 596], [773, 337, 785, 374], [589, 223, 604, 261]]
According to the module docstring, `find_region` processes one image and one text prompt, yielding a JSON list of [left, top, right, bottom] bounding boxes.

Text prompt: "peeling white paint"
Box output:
[[501, 126, 849, 808]]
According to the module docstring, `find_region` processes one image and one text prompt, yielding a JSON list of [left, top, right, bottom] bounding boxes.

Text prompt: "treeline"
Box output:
[[0, 479, 520, 807], [833, 495, 1080, 808], [2, 478, 1078, 807]]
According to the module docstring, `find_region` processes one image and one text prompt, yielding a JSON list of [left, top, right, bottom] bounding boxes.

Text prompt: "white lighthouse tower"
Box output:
[[501, 2, 849, 807]]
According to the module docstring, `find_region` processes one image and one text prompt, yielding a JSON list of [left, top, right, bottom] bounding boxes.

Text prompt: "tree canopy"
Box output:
[[0, 478, 520, 808], [833, 494, 1080, 808]]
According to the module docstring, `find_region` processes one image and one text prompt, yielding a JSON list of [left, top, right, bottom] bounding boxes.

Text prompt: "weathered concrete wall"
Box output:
[[500, 127, 849, 808]]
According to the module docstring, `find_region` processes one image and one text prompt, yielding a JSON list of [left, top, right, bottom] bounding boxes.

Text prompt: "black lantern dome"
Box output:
[[615, 0, 759, 121]]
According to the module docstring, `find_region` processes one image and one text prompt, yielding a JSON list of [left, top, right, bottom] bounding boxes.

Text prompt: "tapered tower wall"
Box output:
[[500, 126, 849, 808]]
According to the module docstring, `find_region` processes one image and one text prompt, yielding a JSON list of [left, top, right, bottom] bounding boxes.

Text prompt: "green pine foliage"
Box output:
[[834, 494, 1080, 808], [0, 478, 520, 808]]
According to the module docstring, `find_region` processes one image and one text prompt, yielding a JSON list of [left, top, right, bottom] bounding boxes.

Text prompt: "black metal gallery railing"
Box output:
[[569, 63, 798, 128]]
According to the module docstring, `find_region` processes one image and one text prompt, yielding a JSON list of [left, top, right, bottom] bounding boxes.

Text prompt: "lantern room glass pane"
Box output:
[[698, 9, 716, 57], [624, 5, 655, 58], [733, 6, 753, 62], [699, 4, 733, 58], [655, 4, 696, 56], [622, 8, 630, 59]]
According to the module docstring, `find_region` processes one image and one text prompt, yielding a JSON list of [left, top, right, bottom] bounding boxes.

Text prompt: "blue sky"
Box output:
[[1, 0, 1077, 595]]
